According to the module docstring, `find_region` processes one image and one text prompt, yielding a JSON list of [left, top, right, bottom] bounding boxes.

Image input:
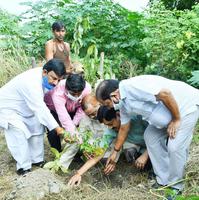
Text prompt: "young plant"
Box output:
[[62, 130, 79, 144], [80, 130, 109, 157], [43, 147, 69, 173], [44, 130, 79, 173]]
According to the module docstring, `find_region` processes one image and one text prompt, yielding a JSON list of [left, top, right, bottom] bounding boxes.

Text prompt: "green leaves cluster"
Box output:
[[188, 70, 199, 87], [80, 130, 108, 157], [140, 2, 199, 82], [1, 0, 199, 85], [44, 130, 109, 173], [43, 147, 68, 173]]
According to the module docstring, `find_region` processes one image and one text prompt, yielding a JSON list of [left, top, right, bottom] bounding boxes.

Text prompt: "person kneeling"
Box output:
[[68, 106, 151, 187]]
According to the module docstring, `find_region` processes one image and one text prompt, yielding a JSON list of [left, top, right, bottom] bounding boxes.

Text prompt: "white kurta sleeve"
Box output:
[[19, 82, 59, 131]]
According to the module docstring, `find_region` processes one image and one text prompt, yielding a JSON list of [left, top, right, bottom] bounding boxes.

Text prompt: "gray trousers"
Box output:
[[144, 108, 199, 190]]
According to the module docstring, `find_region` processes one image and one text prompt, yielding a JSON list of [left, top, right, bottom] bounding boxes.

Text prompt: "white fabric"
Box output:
[[119, 75, 199, 127], [59, 143, 79, 169], [79, 115, 106, 138], [4, 124, 44, 170], [0, 67, 59, 137], [57, 117, 106, 170]]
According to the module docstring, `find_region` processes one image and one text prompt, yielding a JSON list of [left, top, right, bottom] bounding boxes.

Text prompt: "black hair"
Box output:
[[43, 59, 66, 77], [97, 106, 117, 123], [96, 79, 119, 101], [65, 74, 86, 92], [52, 21, 65, 31]]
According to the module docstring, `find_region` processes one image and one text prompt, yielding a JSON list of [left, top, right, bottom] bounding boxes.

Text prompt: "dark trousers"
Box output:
[[47, 110, 76, 152]]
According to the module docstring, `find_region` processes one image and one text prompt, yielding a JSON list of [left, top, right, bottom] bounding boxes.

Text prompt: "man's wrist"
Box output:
[[55, 127, 64, 136], [76, 171, 82, 176], [114, 146, 120, 152]]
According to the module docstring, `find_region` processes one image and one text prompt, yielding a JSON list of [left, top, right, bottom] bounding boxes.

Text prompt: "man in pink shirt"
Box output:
[[44, 74, 92, 152]]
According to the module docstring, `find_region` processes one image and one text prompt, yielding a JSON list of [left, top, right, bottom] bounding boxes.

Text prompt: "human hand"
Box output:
[[64, 135, 76, 143], [104, 151, 117, 175], [68, 173, 82, 187], [135, 153, 148, 170], [55, 127, 65, 136], [83, 151, 95, 160], [167, 119, 181, 139], [62, 131, 81, 144]]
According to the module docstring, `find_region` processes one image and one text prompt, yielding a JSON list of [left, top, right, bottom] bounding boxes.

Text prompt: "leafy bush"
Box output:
[[20, 0, 145, 78], [140, 2, 199, 82], [80, 130, 109, 157], [156, 0, 198, 10], [1, 0, 199, 84], [188, 70, 199, 88]]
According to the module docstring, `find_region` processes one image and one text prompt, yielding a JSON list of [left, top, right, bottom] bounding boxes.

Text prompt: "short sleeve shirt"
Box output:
[[100, 116, 147, 148], [119, 75, 199, 129]]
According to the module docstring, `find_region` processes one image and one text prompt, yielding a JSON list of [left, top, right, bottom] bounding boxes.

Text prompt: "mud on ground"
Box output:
[[0, 126, 199, 200]]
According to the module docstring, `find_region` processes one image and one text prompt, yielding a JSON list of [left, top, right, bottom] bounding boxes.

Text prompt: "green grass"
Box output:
[[193, 123, 199, 144], [0, 46, 30, 87]]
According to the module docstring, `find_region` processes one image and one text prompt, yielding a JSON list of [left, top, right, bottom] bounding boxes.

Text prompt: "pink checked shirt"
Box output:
[[44, 79, 92, 135]]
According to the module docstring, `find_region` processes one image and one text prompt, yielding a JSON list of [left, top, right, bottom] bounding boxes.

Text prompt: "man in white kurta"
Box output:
[[0, 59, 65, 174], [96, 75, 199, 193]]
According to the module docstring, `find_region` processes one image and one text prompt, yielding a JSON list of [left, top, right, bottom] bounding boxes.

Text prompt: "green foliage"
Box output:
[[19, 0, 145, 80], [0, 47, 30, 87], [44, 129, 108, 173], [72, 16, 90, 56], [1, 0, 199, 84], [154, 0, 198, 10], [192, 123, 199, 143], [188, 70, 199, 88], [43, 147, 68, 173], [80, 130, 108, 157], [0, 9, 20, 37], [164, 188, 199, 199], [176, 196, 199, 200], [141, 2, 199, 81], [0, 9, 25, 52]]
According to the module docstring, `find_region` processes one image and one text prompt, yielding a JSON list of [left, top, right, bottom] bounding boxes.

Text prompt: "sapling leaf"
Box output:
[[43, 161, 55, 169], [60, 166, 68, 173], [50, 147, 61, 159]]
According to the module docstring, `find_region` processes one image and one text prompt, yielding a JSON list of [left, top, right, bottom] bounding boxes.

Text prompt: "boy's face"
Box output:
[[53, 28, 66, 41], [103, 117, 120, 132]]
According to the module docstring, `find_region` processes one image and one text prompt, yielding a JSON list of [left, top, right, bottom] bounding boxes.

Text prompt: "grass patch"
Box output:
[[0, 46, 30, 87]]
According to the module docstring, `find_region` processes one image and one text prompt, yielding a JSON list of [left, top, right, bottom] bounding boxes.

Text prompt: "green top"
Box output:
[[100, 115, 148, 148]]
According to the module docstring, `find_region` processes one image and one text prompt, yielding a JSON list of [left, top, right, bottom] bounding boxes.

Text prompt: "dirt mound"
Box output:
[[4, 168, 66, 200]]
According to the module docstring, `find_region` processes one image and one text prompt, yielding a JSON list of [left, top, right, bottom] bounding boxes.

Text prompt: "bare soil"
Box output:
[[0, 126, 199, 200]]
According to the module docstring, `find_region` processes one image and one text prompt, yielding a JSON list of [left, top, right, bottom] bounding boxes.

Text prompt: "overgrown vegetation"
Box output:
[[1, 0, 199, 86], [1, 0, 199, 181], [0, 47, 30, 87], [0, 1, 199, 199], [141, 2, 199, 81]]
